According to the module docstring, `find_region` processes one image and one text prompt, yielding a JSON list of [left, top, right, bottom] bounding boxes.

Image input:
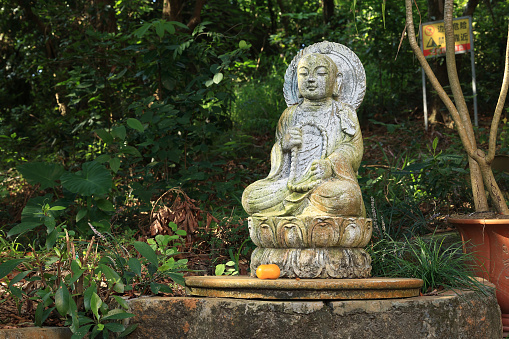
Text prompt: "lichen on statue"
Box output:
[[242, 53, 365, 218]]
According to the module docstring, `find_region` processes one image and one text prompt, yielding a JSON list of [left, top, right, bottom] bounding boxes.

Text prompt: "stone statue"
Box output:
[[243, 41, 372, 278]]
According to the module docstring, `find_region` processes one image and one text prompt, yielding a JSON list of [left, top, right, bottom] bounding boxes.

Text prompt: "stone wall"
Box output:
[[126, 288, 502, 338]]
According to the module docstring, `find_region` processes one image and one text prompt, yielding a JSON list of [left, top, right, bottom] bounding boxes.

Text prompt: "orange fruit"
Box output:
[[256, 264, 280, 279]]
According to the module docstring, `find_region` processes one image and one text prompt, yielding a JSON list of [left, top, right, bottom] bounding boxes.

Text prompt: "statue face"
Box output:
[[297, 54, 337, 101]]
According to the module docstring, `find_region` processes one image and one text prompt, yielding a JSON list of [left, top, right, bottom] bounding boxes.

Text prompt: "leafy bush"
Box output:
[[0, 222, 188, 337], [361, 132, 473, 239]]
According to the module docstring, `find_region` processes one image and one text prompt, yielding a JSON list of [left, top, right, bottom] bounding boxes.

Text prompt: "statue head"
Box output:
[[297, 53, 342, 101]]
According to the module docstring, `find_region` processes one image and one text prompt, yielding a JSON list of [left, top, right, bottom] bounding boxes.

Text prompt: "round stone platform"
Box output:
[[125, 283, 502, 338], [185, 276, 423, 300]]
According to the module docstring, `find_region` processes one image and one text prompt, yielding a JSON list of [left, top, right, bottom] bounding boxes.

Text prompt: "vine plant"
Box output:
[[405, 0, 509, 215]]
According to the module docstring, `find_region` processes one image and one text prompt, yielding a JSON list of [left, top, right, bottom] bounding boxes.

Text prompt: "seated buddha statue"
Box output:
[[242, 53, 365, 218]]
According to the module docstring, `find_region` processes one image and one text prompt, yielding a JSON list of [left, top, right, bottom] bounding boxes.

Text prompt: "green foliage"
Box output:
[[361, 132, 472, 239], [232, 58, 287, 133], [215, 261, 238, 276], [0, 222, 188, 336], [61, 162, 112, 197], [368, 234, 491, 295], [12, 160, 114, 238], [95, 221, 188, 293], [0, 235, 137, 337]]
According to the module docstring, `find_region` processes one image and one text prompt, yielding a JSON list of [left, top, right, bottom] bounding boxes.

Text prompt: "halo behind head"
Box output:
[[284, 41, 366, 109]]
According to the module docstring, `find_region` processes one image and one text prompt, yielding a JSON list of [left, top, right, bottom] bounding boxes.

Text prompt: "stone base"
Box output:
[[185, 276, 422, 300], [251, 247, 371, 278], [0, 327, 72, 339], [126, 283, 502, 339], [248, 215, 372, 248]]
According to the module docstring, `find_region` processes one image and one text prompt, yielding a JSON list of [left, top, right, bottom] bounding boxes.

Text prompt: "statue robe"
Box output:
[[242, 100, 365, 217]]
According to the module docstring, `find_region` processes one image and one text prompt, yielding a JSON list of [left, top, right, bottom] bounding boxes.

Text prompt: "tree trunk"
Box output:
[[17, 0, 56, 59], [462, 0, 479, 17], [404, 0, 509, 214], [90, 0, 117, 33], [276, 0, 290, 33], [187, 0, 207, 31], [163, 0, 183, 22], [162, 0, 206, 31], [266, 0, 277, 33], [322, 0, 334, 24]]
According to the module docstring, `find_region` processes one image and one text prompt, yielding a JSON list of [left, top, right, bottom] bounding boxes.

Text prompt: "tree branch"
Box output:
[[488, 22, 509, 163], [187, 0, 207, 31], [405, 0, 474, 155]]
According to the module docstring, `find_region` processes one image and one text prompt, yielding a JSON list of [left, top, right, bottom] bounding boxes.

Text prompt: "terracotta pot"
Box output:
[[448, 218, 509, 332]]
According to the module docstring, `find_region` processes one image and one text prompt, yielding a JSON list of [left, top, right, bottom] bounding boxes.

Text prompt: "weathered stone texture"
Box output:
[[0, 327, 72, 339], [126, 288, 502, 339]]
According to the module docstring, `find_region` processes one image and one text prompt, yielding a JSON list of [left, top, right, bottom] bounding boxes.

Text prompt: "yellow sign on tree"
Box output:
[[420, 17, 472, 58]]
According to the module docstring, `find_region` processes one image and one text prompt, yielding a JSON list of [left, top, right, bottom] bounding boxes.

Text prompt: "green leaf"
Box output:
[[134, 241, 158, 267], [175, 229, 186, 236], [91, 292, 102, 320], [17, 162, 64, 189], [127, 118, 144, 132], [76, 209, 87, 223], [155, 21, 164, 38], [99, 264, 124, 293], [8, 270, 31, 289], [7, 221, 42, 237], [99, 264, 121, 281], [67, 268, 85, 285], [215, 264, 225, 276], [168, 21, 189, 30], [102, 309, 135, 321], [119, 146, 142, 158], [55, 284, 71, 316], [127, 258, 142, 277], [35, 304, 54, 327], [10, 286, 23, 299], [111, 125, 126, 141], [71, 324, 93, 339], [71, 260, 81, 273], [109, 157, 120, 173], [61, 162, 112, 196], [96, 198, 115, 212], [163, 22, 175, 35], [44, 216, 56, 232], [109, 68, 128, 81], [239, 40, 248, 49], [0, 259, 25, 280], [48, 206, 66, 211], [84, 283, 97, 311], [95, 130, 114, 144], [94, 154, 111, 164], [104, 322, 125, 332], [46, 228, 59, 250], [112, 295, 129, 310], [133, 23, 152, 38], [118, 324, 139, 338], [205, 79, 214, 87], [213, 73, 223, 84], [70, 310, 81, 333], [167, 272, 185, 286], [150, 281, 165, 294]]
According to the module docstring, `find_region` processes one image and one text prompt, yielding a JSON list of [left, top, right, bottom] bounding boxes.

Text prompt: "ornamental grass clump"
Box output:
[[369, 235, 491, 295]]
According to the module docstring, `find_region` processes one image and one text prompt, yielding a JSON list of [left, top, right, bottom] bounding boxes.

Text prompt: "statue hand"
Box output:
[[282, 127, 302, 151], [289, 159, 332, 193], [309, 159, 333, 181]]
